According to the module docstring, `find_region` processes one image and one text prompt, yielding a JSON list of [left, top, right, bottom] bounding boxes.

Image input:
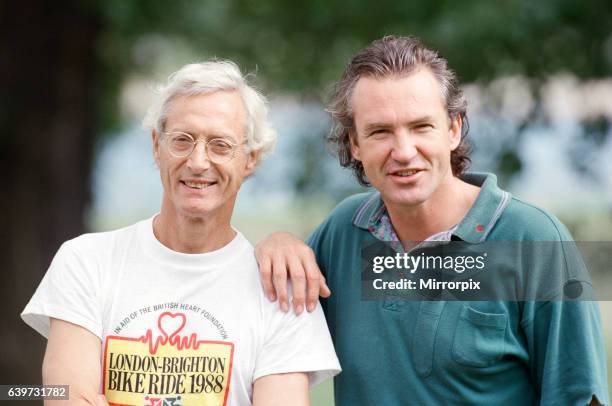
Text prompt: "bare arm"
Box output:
[[43, 318, 108, 406], [253, 372, 309, 406], [255, 232, 330, 315]]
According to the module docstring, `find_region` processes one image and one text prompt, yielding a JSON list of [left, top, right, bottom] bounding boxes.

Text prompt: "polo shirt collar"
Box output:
[[352, 192, 384, 230], [352, 172, 511, 243], [453, 172, 511, 242]]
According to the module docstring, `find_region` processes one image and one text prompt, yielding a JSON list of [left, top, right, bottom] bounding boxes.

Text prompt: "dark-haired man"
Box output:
[[256, 36, 608, 405]]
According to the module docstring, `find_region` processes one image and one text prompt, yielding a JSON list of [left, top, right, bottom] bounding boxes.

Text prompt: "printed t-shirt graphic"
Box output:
[[21, 218, 341, 406], [104, 310, 233, 406]]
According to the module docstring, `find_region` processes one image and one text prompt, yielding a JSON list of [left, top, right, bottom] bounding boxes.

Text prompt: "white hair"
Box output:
[[143, 60, 277, 161]]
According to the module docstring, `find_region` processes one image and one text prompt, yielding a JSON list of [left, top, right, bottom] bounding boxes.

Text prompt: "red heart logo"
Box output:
[[157, 312, 186, 338]]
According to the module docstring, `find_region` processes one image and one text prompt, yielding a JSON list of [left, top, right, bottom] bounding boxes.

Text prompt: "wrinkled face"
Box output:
[[152, 91, 257, 219], [350, 69, 461, 209]]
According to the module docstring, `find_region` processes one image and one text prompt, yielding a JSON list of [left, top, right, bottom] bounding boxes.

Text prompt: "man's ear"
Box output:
[[244, 150, 259, 176], [449, 115, 462, 151], [349, 129, 362, 161], [152, 130, 161, 166]]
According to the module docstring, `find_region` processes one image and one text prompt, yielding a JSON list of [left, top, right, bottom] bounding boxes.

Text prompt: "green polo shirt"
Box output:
[[307, 173, 609, 406]]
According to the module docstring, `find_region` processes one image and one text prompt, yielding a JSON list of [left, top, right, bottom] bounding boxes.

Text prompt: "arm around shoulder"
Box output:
[[255, 231, 329, 314], [43, 318, 108, 406]]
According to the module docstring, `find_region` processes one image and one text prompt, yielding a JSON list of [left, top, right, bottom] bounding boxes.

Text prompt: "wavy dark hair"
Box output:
[[326, 36, 471, 186]]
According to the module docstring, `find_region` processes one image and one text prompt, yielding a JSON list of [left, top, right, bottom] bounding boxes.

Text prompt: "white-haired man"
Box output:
[[22, 60, 340, 406]]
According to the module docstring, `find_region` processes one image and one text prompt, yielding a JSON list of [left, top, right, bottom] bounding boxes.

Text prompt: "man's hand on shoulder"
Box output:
[[255, 232, 330, 315], [44, 318, 108, 405]]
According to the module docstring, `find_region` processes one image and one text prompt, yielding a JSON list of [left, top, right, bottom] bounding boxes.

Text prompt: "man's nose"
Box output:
[[390, 131, 418, 162], [186, 141, 211, 173]]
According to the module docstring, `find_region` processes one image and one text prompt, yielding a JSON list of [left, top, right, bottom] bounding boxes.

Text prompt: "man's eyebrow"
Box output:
[[165, 128, 195, 136], [362, 116, 437, 132], [409, 115, 436, 124], [363, 122, 392, 132], [167, 128, 239, 141]]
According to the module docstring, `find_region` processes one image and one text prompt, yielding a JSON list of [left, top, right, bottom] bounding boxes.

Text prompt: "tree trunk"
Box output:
[[0, 0, 101, 390]]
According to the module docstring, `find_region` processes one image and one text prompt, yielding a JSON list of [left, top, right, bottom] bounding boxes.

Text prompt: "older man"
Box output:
[[256, 36, 608, 405], [22, 61, 339, 406]]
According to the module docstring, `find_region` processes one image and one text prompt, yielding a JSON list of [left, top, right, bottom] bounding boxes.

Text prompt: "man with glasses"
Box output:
[[22, 60, 340, 406]]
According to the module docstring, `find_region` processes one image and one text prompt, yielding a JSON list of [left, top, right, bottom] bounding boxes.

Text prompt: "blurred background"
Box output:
[[1, 0, 611, 404]]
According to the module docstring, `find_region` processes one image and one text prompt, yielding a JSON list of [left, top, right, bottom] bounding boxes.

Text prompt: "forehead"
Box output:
[[351, 69, 447, 126], [165, 90, 246, 138]]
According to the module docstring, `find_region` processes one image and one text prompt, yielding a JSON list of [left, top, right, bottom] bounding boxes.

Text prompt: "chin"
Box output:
[[384, 191, 429, 208], [178, 203, 217, 218]]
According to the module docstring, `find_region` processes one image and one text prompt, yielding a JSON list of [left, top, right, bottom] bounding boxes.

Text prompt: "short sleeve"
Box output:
[[523, 300, 609, 406], [253, 296, 341, 386], [21, 240, 103, 339]]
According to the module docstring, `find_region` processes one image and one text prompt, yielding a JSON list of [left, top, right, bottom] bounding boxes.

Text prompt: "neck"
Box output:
[[386, 175, 480, 244], [153, 201, 236, 254]]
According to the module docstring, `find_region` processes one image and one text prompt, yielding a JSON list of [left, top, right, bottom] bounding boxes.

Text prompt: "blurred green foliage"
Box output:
[[70, 0, 611, 209], [92, 0, 612, 132]]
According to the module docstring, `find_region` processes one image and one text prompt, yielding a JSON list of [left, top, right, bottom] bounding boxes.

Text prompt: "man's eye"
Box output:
[[369, 129, 388, 136], [209, 140, 233, 154], [171, 135, 192, 144], [416, 124, 434, 131]]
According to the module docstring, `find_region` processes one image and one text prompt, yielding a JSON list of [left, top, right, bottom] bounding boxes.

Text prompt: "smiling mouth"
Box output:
[[390, 169, 422, 177], [181, 180, 216, 189]]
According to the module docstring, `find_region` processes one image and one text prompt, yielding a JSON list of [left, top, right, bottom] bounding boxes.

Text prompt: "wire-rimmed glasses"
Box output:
[[162, 131, 246, 164]]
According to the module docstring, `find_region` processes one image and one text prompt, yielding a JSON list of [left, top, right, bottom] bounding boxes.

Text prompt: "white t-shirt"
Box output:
[[22, 217, 340, 406]]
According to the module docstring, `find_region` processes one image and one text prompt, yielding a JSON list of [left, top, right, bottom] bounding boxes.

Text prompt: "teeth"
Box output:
[[184, 181, 212, 189], [396, 170, 418, 177]]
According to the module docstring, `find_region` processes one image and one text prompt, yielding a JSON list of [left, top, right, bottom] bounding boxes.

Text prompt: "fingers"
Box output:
[[254, 232, 326, 315], [319, 276, 331, 299], [257, 252, 276, 301], [255, 232, 295, 303], [271, 254, 289, 313], [288, 255, 306, 315], [303, 254, 322, 312]]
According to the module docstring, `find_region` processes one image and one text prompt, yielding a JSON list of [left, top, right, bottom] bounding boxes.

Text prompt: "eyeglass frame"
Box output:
[[161, 131, 248, 163]]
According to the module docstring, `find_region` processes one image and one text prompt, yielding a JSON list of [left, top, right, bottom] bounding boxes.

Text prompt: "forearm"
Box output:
[[42, 370, 107, 406], [253, 372, 309, 406], [44, 318, 108, 406], [42, 391, 106, 406]]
